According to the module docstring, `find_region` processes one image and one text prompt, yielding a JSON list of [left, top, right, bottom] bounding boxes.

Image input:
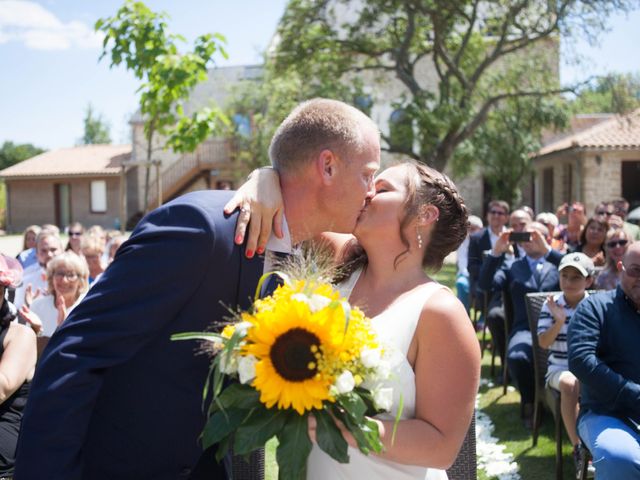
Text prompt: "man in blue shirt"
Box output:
[[568, 242, 640, 479]]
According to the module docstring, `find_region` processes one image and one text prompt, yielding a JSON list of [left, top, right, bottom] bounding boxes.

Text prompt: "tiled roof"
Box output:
[[0, 144, 131, 179], [537, 109, 640, 157]]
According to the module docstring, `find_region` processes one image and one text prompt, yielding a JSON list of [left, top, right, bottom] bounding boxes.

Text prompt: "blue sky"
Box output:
[[0, 0, 639, 151]]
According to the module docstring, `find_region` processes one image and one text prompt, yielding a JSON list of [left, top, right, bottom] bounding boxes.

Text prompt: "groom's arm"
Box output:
[[15, 202, 217, 480]]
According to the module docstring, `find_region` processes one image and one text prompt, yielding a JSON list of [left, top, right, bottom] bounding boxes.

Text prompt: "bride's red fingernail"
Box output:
[[235, 235, 243, 244], [256, 246, 265, 255], [246, 249, 254, 258]]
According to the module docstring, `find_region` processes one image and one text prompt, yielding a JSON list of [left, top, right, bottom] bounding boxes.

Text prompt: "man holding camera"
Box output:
[[479, 221, 563, 428]]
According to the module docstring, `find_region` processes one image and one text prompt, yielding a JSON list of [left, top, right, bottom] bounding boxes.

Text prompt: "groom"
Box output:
[[15, 99, 380, 480]]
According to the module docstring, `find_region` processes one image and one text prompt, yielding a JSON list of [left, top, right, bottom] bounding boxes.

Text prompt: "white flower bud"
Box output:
[[334, 370, 355, 394], [373, 387, 393, 411], [234, 321, 253, 338], [291, 293, 332, 312], [238, 355, 257, 384], [360, 348, 382, 368], [219, 351, 238, 375]]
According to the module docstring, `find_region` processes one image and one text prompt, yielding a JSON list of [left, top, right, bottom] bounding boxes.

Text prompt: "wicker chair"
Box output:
[[232, 449, 265, 480], [525, 291, 564, 480], [446, 414, 477, 480]]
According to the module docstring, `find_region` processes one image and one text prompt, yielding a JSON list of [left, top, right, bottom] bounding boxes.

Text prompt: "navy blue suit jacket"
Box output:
[[15, 191, 264, 480], [478, 249, 562, 335]]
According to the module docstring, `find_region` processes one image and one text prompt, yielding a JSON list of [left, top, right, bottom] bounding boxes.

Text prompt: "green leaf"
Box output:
[[202, 408, 249, 450], [233, 407, 288, 455], [215, 434, 232, 463], [170, 331, 224, 342], [338, 392, 367, 421], [314, 409, 349, 463], [331, 405, 383, 455], [213, 383, 260, 412], [391, 393, 404, 446], [276, 413, 312, 480]]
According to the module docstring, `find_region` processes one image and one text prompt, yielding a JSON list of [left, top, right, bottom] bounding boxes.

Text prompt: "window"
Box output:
[[91, 180, 107, 213]]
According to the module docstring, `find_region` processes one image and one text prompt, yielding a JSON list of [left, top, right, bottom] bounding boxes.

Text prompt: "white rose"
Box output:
[[375, 359, 391, 380], [373, 387, 393, 411], [234, 321, 253, 338], [219, 351, 238, 375], [360, 348, 382, 369], [334, 370, 355, 394], [238, 355, 257, 384], [292, 293, 332, 312]]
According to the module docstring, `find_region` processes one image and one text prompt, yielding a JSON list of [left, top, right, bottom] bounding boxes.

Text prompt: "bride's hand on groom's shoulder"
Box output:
[[224, 167, 284, 258]]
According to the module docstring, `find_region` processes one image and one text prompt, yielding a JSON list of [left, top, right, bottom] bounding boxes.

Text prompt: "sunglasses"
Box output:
[[489, 210, 507, 216], [607, 239, 628, 249], [69, 231, 83, 237], [595, 210, 613, 216]]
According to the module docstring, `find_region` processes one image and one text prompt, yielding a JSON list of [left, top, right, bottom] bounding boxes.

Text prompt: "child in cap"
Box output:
[[537, 252, 594, 475]]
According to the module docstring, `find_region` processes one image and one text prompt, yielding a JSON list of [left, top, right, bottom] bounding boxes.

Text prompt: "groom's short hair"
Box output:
[[269, 98, 378, 173]]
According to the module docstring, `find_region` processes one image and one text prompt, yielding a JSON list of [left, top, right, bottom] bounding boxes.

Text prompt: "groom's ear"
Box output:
[[316, 149, 338, 185]]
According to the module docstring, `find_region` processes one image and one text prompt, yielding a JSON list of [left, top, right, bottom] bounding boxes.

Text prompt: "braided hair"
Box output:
[[400, 162, 469, 271]]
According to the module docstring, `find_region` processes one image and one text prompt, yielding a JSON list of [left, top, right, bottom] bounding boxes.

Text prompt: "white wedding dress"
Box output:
[[307, 268, 449, 480]]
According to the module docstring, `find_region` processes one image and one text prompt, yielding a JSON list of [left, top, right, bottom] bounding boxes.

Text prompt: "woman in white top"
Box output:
[[21, 252, 89, 354], [232, 162, 481, 478]]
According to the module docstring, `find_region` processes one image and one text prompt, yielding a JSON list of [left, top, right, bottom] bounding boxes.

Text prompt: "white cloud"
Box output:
[[0, 1, 102, 50]]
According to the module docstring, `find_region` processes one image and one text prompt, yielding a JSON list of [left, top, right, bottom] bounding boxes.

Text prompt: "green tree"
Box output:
[[263, 0, 638, 172], [81, 104, 112, 144], [0, 141, 45, 170], [468, 97, 568, 206], [96, 0, 229, 212], [569, 72, 640, 114]]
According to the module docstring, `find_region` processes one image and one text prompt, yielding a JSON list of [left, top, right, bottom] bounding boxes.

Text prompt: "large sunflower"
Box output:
[[243, 281, 374, 415]]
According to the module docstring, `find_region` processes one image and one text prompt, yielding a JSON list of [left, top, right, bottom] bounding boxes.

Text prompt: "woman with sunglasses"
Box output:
[[20, 252, 89, 355], [65, 222, 85, 255], [595, 229, 632, 290]]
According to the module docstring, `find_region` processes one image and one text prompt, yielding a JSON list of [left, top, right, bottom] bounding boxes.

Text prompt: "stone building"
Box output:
[[532, 110, 640, 214], [0, 144, 130, 232]]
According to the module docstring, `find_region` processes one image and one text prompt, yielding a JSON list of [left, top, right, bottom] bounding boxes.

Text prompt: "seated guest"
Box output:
[[555, 202, 586, 252], [572, 216, 608, 267], [538, 253, 594, 475], [13, 231, 63, 310], [484, 209, 532, 367], [479, 221, 562, 428], [596, 229, 632, 290], [16, 225, 41, 270], [536, 212, 562, 252], [81, 235, 106, 284], [21, 252, 89, 355], [611, 197, 640, 241], [0, 254, 36, 477], [568, 242, 640, 480], [106, 233, 126, 265], [65, 222, 84, 255], [456, 215, 483, 313]]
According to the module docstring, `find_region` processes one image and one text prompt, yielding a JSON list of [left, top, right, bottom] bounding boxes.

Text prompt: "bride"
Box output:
[[229, 161, 480, 479]]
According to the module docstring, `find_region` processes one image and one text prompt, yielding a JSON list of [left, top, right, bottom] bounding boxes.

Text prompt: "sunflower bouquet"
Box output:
[[173, 261, 393, 480]]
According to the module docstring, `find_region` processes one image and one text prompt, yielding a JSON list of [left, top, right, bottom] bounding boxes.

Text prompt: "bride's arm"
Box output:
[[376, 291, 480, 469], [223, 168, 284, 257]]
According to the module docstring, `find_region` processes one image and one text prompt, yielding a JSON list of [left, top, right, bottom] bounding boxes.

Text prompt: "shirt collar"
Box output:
[[265, 214, 293, 254]]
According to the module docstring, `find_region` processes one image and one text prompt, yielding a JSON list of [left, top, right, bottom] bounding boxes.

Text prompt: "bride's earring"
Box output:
[[416, 227, 423, 249]]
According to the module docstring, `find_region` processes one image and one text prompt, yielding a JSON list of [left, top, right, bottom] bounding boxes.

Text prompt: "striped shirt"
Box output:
[[537, 292, 589, 374]]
